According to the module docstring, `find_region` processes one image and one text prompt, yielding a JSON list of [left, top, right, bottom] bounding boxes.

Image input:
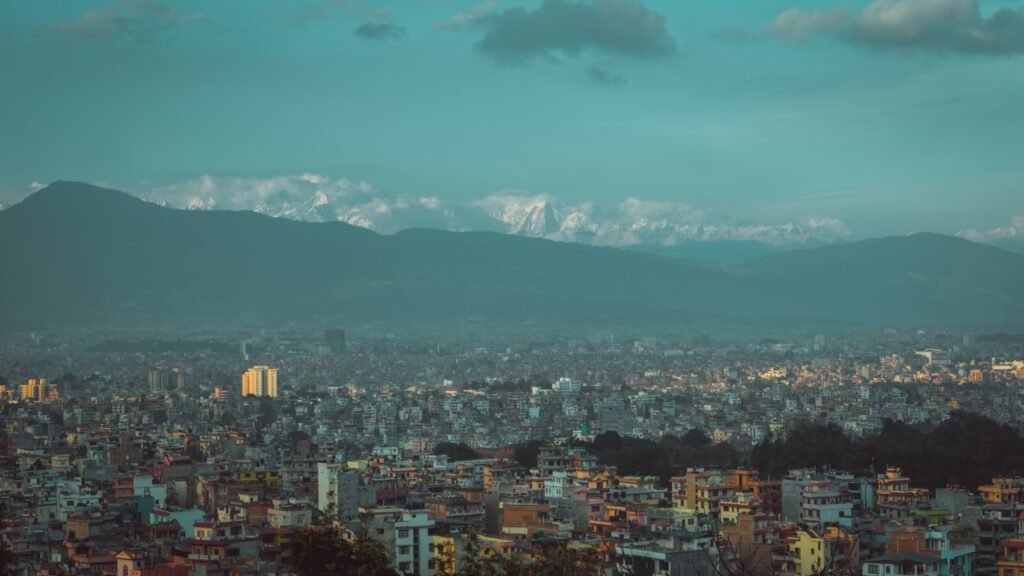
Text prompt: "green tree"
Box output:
[[290, 526, 397, 576]]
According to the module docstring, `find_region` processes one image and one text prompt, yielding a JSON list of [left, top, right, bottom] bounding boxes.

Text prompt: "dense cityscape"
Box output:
[[6, 0, 1024, 574], [2, 328, 1024, 575]]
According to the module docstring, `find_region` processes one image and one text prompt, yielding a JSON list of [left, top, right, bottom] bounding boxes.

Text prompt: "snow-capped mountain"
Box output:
[[23, 174, 849, 249], [473, 193, 598, 240]]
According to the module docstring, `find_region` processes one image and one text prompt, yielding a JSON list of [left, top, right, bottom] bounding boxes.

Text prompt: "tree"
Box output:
[[434, 442, 481, 462], [290, 527, 397, 576], [513, 440, 544, 469]]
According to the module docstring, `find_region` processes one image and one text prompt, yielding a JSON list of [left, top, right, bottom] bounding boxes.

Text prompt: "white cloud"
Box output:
[[958, 216, 1024, 243], [472, 191, 848, 246], [146, 173, 462, 233], [770, 0, 1024, 54], [769, 7, 848, 42]]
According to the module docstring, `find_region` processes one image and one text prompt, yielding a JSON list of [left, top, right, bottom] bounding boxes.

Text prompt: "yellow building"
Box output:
[[19, 378, 47, 402], [785, 527, 859, 576], [241, 366, 278, 397], [979, 478, 1023, 505]]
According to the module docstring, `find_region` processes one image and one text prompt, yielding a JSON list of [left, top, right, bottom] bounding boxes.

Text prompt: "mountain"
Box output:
[[993, 238, 1024, 256], [2, 182, 1024, 331], [625, 239, 820, 264], [141, 178, 843, 249], [0, 182, 737, 329], [742, 233, 1024, 325]]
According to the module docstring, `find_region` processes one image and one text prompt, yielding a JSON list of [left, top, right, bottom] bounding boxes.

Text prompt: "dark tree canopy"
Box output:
[[578, 430, 738, 483], [290, 527, 396, 576], [752, 411, 1024, 489], [434, 442, 481, 462]]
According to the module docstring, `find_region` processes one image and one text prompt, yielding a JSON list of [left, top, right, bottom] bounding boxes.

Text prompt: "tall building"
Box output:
[[149, 368, 185, 394], [241, 366, 278, 398], [19, 378, 47, 402], [325, 329, 346, 354]]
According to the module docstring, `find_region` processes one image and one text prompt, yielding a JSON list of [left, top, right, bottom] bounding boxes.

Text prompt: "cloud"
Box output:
[[145, 174, 462, 232], [586, 65, 626, 87], [769, 0, 1024, 54], [958, 216, 1024, 243], [354, 22, 407, 40], [52, 0, 207, 39], [768, 7, 848, 42], [473, 192, 849, 246], [7, 174, 849, 247], [471, 0, 676, 64], [434, 0, 503, 30]]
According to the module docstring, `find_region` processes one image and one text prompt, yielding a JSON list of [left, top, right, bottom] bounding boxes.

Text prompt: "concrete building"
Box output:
[[241, 365, 278, 398]]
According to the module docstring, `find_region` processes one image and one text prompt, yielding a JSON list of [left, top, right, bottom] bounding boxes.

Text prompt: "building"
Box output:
[[783, 527, 860, 576], [886, 527, 975, 576], [317, 462, 374, 521], [980, 478, 1024, 505], [552, 377, 580, 394], [364, 508, 435, 576], [801, 479, 854, 528], [863, 555, 941, 576], [241, 366, 278, 398], [997, 538, 1024, 576], [19, 378, 47, 402], [915, 349, 951, 368], [148, 368, 185, 394], [876, 468, 930, 519], [326, 329, 346, 354]]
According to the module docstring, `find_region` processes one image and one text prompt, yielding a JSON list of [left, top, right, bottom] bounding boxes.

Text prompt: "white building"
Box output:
[[365, 508, 435, 576], [553, 376, 580, 394]]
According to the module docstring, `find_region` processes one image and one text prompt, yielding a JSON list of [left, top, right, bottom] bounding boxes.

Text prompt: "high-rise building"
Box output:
[[242, 366, 278, 398], [325, 329, 346, 354], [19, 378, 47, 402], [149, 368, 185, 394]]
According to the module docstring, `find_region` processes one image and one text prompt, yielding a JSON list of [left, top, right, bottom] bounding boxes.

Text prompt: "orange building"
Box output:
[[998, 538, 1024, 576], [980, 478, 1023, 505]]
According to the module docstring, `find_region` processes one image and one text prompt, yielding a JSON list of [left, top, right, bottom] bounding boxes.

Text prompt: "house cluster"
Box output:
[[5, 429, 1024, 576]]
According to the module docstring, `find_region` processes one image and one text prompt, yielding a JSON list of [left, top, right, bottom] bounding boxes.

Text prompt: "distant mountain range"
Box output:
[[125, 177, 847, 263], [2, 181, 1023, 331]]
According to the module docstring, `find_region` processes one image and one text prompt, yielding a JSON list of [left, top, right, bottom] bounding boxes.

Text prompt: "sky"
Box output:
[[1, 0, 1023, 244]]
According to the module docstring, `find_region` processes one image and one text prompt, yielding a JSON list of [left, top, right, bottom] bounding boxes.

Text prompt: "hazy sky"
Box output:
[[2, 0, 1023, 241]]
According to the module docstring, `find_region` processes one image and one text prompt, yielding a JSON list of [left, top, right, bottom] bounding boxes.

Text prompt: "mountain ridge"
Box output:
[[2, 182, 1023, 331]]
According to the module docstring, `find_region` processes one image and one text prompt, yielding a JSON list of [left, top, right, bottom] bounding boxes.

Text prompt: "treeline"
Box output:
[[752, 411, 1024, 490], [578, 430, 739, 482], [434, 442, 481, 462], [511, 430, 739, 482]]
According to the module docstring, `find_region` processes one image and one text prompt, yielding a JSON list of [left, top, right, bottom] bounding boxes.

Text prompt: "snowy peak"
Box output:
[[24, 175, 851, 248]]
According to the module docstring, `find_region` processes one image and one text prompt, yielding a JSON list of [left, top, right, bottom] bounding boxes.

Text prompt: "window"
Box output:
[[400, 545, 411, 555], [398, 529, 410, 539]]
